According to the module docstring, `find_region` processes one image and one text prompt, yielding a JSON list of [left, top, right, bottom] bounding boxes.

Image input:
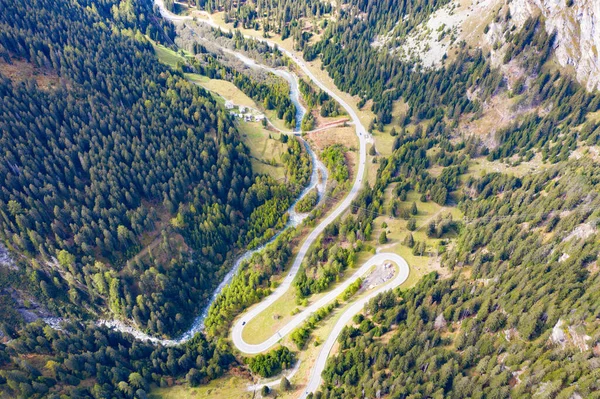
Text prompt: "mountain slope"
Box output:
[[509, 0, 600, 91], [0, 0, 295, 339]]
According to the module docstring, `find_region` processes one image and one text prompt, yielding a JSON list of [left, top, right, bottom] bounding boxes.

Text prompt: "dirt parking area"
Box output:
[[362, 262, 395, 291]]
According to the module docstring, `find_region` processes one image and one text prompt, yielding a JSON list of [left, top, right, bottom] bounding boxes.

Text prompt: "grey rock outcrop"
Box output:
[[509, 0, 600, 91]]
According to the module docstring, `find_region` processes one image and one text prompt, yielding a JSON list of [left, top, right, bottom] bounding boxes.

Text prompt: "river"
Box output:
[[100, 43, 328, 346]]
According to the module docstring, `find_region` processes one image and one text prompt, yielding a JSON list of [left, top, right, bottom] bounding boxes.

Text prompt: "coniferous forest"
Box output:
[[0, 0, 310, 339], [3, 0, 600, 397]]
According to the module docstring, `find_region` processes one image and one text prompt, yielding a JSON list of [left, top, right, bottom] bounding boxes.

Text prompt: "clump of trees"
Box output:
[[301, 112, 316, 131], [290, 301, 337, 349], [245, 346, 294, 378], [316, 160, 600, 398], [295, 239, 357, 297], [321, 145, 350, 183], [295, 189, 319, 213], [212, 0, 332, 48], [299, 79, 342, 117], [0, 321, 234, 398]]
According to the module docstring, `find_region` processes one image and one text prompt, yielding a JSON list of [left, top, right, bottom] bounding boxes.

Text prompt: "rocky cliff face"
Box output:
[[509, 0, 600, 91], [396, 0, 600, 91]]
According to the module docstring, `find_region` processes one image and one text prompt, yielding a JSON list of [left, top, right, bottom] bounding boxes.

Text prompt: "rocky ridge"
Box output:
[[509, 0, 600, 91]]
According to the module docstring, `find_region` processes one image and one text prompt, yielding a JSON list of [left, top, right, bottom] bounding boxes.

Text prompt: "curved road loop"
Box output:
[[301, 254, 408, 398], [232, 254, 406, 354], [150, 3, 411, 396]]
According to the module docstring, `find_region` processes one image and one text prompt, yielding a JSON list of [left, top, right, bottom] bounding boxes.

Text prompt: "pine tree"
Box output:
[[379, 231, 388, 244], [281, 376, 291, 391], [403, 233, 414, 248], [410, 202, 418, 215], [426, 222, 436, 238]]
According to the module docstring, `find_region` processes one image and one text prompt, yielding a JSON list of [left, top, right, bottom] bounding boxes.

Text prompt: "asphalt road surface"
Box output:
[[149, 4, 411, 396], [231, 253, 407, 354]]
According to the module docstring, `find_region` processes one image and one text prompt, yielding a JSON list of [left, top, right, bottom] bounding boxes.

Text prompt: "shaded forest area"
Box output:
[[0, 321, 235, 398], [0, 0, 307, 340]]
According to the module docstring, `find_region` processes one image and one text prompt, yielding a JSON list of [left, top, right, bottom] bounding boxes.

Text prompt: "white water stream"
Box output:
[[100, 43, 328, 345]]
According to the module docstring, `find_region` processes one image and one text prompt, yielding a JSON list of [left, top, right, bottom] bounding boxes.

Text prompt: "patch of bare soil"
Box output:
[[563, 222, 596, 243], [0, 244, 17, 271], [312, 110, 349, 130], [428, 256, 452, 279], [362, 262, 395, 291], [4, 287, 53, 323], [0, 56, 60, 90], [306, 126, 357, 150], [459, 92, 518, 146], [306, 126, 358, 177]]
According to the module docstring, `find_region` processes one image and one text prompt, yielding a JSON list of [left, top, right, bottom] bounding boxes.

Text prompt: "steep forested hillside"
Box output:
[[318, 161, 600, 398], [0, 0, 305, 339], [3, 0, 600, 397], [0, 321, 235, 398]]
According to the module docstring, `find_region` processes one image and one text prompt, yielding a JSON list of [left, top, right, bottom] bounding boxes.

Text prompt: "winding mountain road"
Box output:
[[149, 3, 411, 396], [232, 254, 406, 354], [300, 254, 409, 398]]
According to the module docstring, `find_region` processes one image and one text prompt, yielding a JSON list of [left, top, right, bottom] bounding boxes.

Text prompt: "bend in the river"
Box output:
[[115, 3, 411, 396], [101, 30, 328, 345]]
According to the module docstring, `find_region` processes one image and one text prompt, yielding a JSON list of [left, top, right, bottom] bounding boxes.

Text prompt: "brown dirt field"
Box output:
[[313, 113, 349, 130], [306, 126, 358, 178], [0, 57, 60, 90], [306, 126, 358, 151]]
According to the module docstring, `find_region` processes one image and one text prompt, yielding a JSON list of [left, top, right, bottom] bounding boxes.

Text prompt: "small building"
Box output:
[[244, 114, 253, 122], [239, 106, 247, 113], [255, 114, 265, 122], [225, 100, 234, 109]]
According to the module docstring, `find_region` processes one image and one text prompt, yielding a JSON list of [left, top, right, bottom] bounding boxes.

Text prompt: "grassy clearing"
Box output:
[[465, 153, 548, 179], [186, 74, 258, 110], [588, 110, 600, 122], [371, 189, 462, 281], [237, 122, 289, 180], [305, 126, 357, 152], [264, 109, 292, 132], [371, 101, 408, 157], [149, 375, 254, 399], [241, 287, 299, 344], [152, 40, 190, 69]]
